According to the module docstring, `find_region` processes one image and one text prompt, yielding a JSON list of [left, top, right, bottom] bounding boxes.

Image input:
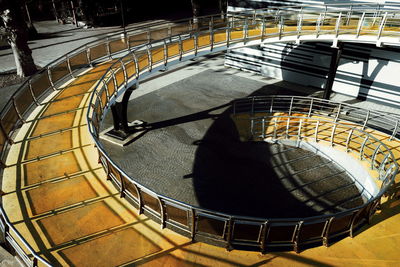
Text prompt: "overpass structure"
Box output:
[[1, 3, 400, 266]]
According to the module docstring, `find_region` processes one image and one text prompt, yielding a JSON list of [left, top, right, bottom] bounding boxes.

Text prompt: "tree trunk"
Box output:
[[1, 0, 37, 77], [190, 0, 200, 18], [219, 0, 228, 17]]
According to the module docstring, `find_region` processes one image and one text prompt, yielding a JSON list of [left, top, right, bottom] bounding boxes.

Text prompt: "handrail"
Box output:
[[85, 4, 400, 253], [0, 13, 229, 267], [1, 3, 400, 263]]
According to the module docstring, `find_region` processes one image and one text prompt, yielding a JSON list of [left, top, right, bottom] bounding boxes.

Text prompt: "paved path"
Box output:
[[100, 61, 365, 218], [1, 51, 400, 266]]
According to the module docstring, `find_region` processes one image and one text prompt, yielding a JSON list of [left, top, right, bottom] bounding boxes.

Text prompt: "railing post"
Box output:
[[297, 11, 303, 39], [163, 39, 168, 66], [147, 29, 151, 43], [278, 16, 284, 40], [146, 44, 153, 72], [226, 22, 231, 47], [260, 221, 269, 254], [377, 12, 388, 41], [47, 67, 56, 90], [12, 98, 25, 123], [132, 53, 139, 79], [106, 39, 112, 59], [335, 103, 341, 122], [330, 124, 337, 146], [178, 35, 183, 60], [102, 80, 109, 101], [371, 144, 381, 170], [356, 12, 365, 38], [308, 98, 313, 117], [261, 15, 266, 42], [27, 80, 40, 106], [191, 209, 196, 242], [137, 187, 144, 215], [335, 12, 342, 38], [119, 172, 126, 198], [285, 117, 290, 138], [86, 47, 92, 66], [289, 96, 294, 116], [262, 118, 265, 139], [379, 154, 390, 179], [323, 217, 333, 247], [316, 13, 322, 38], [244, 18, 249, 44], [389, 120, 399, 141], [293, 221, 303, 253], [315, 120, 320, 142], [345, 128, 354, 151], [66, 55, 74, 78], [362, 110, 370, 130], [297, 119, 303, 141], [225, 218, 233, 251], [360, 135, 369, 160], [346, 5, 353, 26], [158, 197, 166, 229], [120, 60, 128, 88], [270, 97, 274, 113]]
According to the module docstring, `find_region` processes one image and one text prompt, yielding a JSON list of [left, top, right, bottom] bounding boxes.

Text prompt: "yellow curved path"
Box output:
[[2, 27, 400, 266]]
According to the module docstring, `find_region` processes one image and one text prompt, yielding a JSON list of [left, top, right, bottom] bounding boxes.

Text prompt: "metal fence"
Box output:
[[1, 3, 400, 265], [86, 4, 400, 254]]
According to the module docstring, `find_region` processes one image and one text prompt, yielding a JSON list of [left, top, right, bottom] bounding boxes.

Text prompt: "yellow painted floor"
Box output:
[[2, 25, 400, 266]]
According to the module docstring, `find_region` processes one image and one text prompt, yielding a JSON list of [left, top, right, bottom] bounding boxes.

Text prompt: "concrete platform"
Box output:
[[100, 61, 365, 218]]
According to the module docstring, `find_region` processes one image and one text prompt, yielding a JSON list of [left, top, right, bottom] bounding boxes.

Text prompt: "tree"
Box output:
[[0, 0, 37, 77]]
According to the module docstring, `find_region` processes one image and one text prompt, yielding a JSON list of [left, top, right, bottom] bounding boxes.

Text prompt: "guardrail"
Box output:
[[1, 2, 400, 265], [0, 13, 230, 267], [86, 4, 400, 254], [233, 96, 400, 140]]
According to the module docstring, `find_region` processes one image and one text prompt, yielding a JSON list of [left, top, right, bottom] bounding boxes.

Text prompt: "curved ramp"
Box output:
[[1, 4, 400, 266]]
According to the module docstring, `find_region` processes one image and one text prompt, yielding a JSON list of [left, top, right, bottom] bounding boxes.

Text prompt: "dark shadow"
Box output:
[[278, 42, 396, 104], [191, 101, 363, 218], [357, 58, 389, 100]]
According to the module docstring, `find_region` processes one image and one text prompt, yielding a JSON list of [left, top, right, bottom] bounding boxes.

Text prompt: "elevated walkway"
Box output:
[[2, 3, 400, 265]]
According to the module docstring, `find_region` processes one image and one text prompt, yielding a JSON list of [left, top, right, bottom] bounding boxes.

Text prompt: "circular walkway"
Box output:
[[2, 53, 400, 265]]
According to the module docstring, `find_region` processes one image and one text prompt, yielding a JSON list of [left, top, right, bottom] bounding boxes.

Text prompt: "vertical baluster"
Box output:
[[356, 12, 366, 38]]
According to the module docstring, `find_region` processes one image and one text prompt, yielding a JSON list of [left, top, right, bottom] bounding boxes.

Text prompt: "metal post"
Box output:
[[297, 11, 303, 39], [315, 120, 320, 142], [362, 110, 370, 130], [356, 12, 365, 38], [377, 12, 388, 40], [308, 98, 313, 117], [389, 120, 399, 141], [316, 13, 322, 38], [360, 135, 369, 160], [345, 128, 354, 151], [330, 124, 337, 146], [335, 12, 342, 38], [107, 85, 136, 138], [371, 145, 381, 169], [323, 43, 344, 100]]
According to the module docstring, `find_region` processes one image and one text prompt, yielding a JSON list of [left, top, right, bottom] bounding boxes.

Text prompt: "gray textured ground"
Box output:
[[101, 68, 364, 218]]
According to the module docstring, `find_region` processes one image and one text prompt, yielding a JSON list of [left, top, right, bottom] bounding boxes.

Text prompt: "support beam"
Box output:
[[323, 43, 344, 100], [105, 84, 146, 140]]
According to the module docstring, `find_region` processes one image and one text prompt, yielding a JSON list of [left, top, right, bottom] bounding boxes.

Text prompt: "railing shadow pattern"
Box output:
[[1, 2, 400, 265]]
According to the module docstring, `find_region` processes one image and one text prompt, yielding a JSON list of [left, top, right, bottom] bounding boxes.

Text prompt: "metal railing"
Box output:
[[86, 4, 400, 253], [1, 3, 400, 264], [0, 14, 228, 267]]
